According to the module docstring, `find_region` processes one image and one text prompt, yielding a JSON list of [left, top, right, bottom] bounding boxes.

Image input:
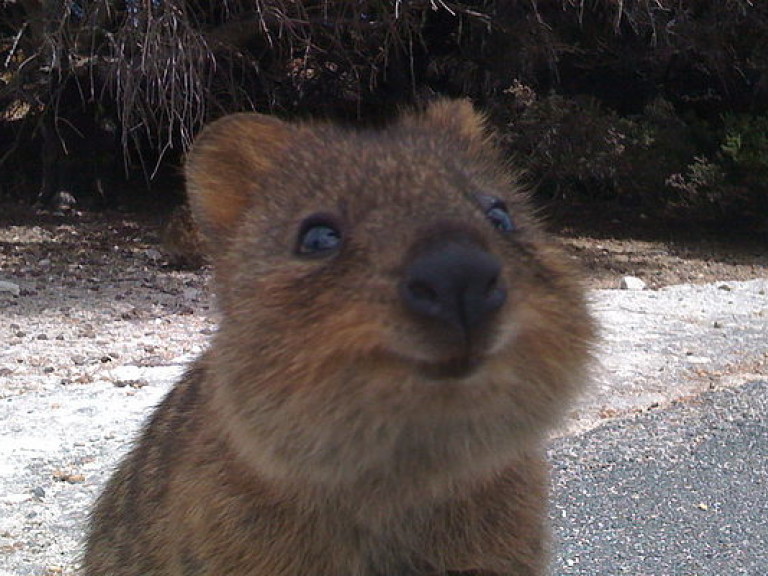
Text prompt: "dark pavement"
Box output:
[[550, 380, 768, 576]]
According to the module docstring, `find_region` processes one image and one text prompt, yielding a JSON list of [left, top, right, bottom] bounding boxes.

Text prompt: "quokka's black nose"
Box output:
[[400, 240, 506, 335]]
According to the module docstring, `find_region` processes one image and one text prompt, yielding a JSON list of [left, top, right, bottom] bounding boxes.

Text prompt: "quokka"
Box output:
[[83, 99, 595, 576]]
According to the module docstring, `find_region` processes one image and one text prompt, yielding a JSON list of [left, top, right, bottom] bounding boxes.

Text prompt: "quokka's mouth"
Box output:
[[417, 353, 485, 380]]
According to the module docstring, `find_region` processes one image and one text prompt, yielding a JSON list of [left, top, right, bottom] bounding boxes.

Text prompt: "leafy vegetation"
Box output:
[[0, 0, 766, 225]]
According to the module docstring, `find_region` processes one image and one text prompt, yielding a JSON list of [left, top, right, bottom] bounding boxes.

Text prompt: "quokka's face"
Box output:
[[185, 101, 595, 488]]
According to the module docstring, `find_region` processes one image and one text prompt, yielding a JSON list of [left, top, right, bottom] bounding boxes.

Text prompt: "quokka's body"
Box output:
[[83, 100, 595, 576]]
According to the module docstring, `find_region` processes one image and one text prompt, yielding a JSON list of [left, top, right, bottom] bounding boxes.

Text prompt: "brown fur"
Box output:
[[160, 203, 206, 268], [83, 100, 595, 576]]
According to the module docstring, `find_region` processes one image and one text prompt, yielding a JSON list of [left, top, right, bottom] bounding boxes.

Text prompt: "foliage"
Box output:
[[0, 1, 500, 167], [666, 156, 729, 215], [721, 114, 768, 175], [0, 0, 767, 221], [500, 88, 696, 203], [659, 113, 768, 219], [500, 90, 630, 199]]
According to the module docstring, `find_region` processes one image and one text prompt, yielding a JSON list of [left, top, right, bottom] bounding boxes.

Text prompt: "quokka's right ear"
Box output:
[[185, 113, 296, 254]]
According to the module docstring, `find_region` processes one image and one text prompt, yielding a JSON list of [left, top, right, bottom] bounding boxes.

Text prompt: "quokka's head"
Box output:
[[185, 100, 595, 489]]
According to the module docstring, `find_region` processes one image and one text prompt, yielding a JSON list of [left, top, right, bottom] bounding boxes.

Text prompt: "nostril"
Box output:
[[407, 280, 439, 304], [484, 273, 499, 297], [482, 272, 507, 310], [483, 280, 507, 314], [402, 279, 443, 319]]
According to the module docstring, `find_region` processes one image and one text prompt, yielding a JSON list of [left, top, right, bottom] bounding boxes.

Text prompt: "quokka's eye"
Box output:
[[485, 201, 515, 233], [296, 214, 343, 257]]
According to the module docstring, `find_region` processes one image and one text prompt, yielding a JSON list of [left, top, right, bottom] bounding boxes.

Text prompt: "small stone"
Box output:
[[51, 190, 77, 212], [121, 306, 150, 321], [32, 486, 46, 499], [43, 367, 55, 374], [110, 365, 148, 388], [145, 248, 163, 261], [0, 280, 20, 296], [38, 258, 51, 267], [619, 276, 646, 291], [36, 333, 49, 340], [52, 470, 85, 483], [718, 284, 732, 291], [183, 287, 201, 300]]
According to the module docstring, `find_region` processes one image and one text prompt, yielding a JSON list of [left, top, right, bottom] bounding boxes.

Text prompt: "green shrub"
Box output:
[[501, 88, 631, 200], [500, 89, 697, 208], [665, 156, 729, 214], [661, 113, 768, 220], [721, 113, 768, 174]]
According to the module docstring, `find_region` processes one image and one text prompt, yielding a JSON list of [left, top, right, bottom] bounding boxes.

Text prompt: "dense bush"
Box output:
[[499, 85, 767, 223], [0, 0, 766, 222]]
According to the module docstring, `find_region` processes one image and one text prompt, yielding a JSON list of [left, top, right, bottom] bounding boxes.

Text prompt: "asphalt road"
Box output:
[[550, 379, 768, 576]]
